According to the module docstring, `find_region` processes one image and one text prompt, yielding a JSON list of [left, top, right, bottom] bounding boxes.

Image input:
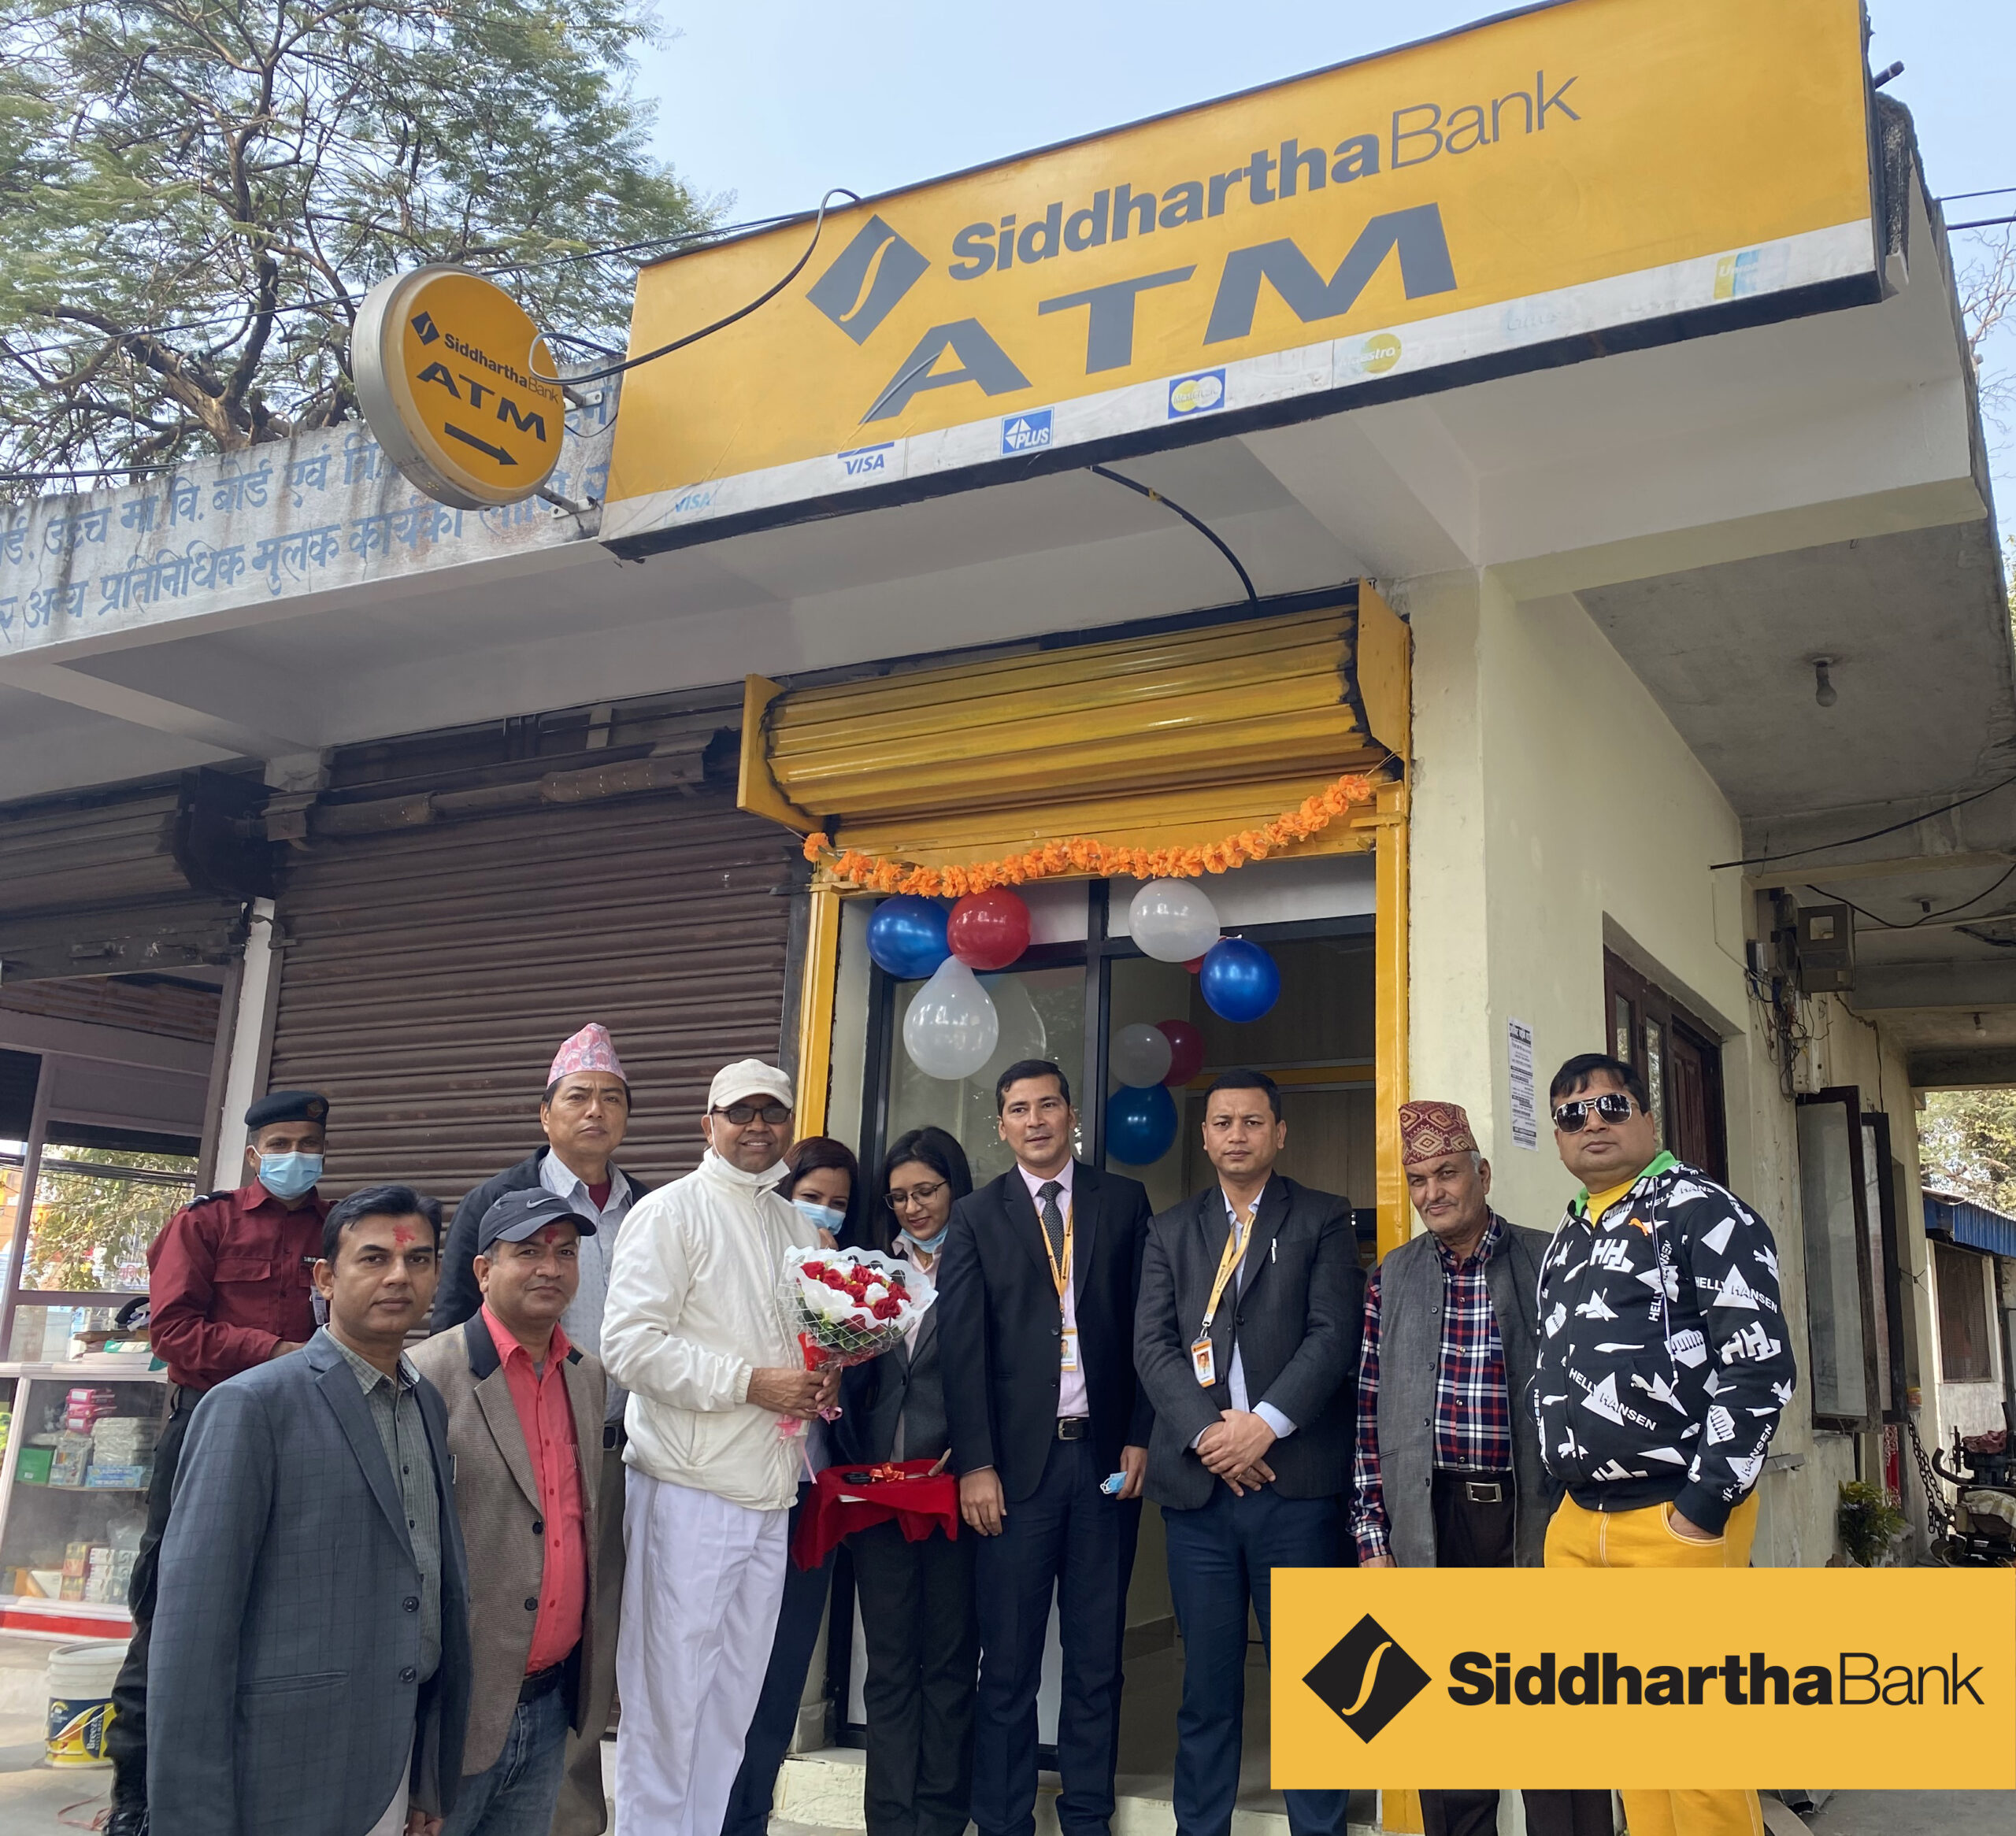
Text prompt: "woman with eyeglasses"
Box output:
[[722, 1137, 865, 1836], [836, 1126, 979, 1836]]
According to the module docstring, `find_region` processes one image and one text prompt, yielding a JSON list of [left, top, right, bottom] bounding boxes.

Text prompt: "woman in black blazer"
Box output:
[[837, 1127, 980, 1836]]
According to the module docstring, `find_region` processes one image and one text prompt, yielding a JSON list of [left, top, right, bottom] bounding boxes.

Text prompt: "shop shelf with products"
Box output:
[[0, 1365, 168, 1635]]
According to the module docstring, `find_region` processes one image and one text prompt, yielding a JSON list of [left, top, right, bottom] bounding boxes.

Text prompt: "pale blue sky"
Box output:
[[632, 2, 2016, 514]]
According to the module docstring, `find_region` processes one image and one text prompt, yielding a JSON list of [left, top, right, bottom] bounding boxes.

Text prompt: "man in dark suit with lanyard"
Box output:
[[938, 1059, 1154, 1836], [1136, 1069, 1362, 1836]]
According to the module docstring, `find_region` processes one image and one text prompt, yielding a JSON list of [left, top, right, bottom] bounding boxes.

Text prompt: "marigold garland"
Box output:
[[802, 772, 1379, 898]]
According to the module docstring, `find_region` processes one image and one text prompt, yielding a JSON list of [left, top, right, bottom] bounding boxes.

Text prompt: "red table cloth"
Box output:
[[792, 1460, 961, 1569]]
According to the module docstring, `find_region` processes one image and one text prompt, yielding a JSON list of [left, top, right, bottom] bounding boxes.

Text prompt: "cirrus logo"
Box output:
[[1303, 1613, 1433, 1743]]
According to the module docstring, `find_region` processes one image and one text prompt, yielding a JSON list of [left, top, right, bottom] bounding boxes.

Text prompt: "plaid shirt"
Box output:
[[1351, 1212, 1514, 1562]]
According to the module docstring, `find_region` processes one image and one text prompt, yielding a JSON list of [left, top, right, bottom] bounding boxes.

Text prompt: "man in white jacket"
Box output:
[[602, 1059, 837, 1836]]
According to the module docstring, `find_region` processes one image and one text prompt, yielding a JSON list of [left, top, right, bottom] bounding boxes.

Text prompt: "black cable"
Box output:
[[1808, 861, 2016, 931], [1088, 463, 1257, 604], [1949, 215, 2016, 232], [528, 188, 861, 387], [1709, 770, 2016, 869], [1941, 187, 2016, 204]]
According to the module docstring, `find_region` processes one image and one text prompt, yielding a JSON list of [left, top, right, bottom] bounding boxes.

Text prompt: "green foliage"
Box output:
[[1918, 1089, 2016, 1216], [1836, 1479, 1907, 1568], [24, 1149, 195, 1292], [0, 0, 711, 482]]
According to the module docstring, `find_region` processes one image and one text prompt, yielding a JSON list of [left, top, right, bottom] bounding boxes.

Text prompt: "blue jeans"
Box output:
[[441, 1680, 571, 1836], [1163, 1484, 1348, 1836]]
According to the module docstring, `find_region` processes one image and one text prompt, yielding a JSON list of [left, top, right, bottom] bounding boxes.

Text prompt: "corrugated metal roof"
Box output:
[[1923, 1189, 2016, 1260]]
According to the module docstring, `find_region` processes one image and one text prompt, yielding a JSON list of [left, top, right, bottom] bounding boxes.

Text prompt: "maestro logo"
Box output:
[[806, 215, 929, 345], [1304, 1613, 1432, 1742]]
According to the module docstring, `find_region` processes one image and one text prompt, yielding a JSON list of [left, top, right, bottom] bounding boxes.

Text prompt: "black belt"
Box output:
[[1055, 1417, 1091, 1441], [1438, 1470, 1513, 1505], [519, 1662, 567, 1705]]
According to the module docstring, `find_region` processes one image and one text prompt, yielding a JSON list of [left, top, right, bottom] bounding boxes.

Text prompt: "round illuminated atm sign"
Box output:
[[353, 266, 565, 509]]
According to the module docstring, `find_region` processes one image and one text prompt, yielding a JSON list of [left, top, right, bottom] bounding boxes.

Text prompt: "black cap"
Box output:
[[478, 1188, 598, 1253], [244, 1090, 329, 1131]]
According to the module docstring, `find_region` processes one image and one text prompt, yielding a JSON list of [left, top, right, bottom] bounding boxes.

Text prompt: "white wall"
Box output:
[[1404, 569, 1749, 1224]]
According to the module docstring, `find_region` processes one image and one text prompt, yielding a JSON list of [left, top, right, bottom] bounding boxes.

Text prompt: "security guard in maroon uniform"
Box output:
[[103, 1089, 333, 1836]]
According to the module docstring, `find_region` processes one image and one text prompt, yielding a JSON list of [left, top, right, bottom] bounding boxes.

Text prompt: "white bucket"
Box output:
[[45, 1638, 127, 1768]]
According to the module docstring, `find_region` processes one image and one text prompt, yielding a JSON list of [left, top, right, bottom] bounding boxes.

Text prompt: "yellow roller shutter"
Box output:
[[738, 589, 1406, 869]]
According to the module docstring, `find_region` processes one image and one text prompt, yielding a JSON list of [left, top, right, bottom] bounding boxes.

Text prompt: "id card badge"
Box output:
[[1190, 1337, 1216, 1386], [1060, 1327, 1080, 1373]]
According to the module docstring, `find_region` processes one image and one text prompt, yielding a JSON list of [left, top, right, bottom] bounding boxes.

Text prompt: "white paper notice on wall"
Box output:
[[1508, 1018, 1538, 1150]]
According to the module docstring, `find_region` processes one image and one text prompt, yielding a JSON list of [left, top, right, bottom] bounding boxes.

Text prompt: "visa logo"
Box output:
[[1002, 409, 1053, 454], [671, 486, 715, 514], [838, 442, 894, 476]]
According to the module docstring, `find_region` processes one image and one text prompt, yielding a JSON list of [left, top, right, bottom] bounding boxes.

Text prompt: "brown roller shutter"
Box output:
[[266, 789, 795, 1202]]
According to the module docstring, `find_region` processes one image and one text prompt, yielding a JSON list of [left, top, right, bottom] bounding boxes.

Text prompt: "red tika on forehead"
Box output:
[[392, 1223, 417, 1246]]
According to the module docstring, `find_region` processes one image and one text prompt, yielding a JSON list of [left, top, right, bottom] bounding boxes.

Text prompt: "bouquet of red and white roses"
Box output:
[[776, 1246, 935, 1371]]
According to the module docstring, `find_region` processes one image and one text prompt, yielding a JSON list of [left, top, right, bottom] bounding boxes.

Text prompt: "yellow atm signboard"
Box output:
[[602, 0, 1878, 549]]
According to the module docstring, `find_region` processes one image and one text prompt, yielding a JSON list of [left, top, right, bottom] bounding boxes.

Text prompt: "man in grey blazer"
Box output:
[[1135, 1069, 1362, 1836], [148, 1182, 471, 1836], [1353, 1099, 1604, 1836], [411, 1188, 611, 1836]]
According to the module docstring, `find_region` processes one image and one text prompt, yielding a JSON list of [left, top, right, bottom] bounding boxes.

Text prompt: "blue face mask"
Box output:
[[258, 1152, 323, 1201], [792, 1197, 847, 1234], [902, 1225, 949, 1257]]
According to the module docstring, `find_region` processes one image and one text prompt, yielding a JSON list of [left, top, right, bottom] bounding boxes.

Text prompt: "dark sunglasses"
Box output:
[[713, 1101, 791, 1127], [1552, 1092, 1636, 1132]]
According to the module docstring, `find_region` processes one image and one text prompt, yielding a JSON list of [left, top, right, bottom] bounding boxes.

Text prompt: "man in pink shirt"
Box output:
[[413, 1189, 612, 1836]]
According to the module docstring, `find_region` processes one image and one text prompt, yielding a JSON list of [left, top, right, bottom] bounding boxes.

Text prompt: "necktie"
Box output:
[[1038, 1180, 1065, 1272]]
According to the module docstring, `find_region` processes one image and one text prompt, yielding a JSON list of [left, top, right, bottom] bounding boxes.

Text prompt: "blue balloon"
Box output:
[[1199, 937, 1280, 1023], [1106, 1083, 1177, 1165], [866, 895, 951, 979]]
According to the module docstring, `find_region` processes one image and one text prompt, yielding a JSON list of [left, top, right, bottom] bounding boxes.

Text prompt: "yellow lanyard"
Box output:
[[1040, 1196, 1073, 1301], [1199, 1198, 1254, 1336]]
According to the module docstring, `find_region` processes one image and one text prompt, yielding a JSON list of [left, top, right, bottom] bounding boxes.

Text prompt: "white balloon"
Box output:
[[1110, 1021, 1174, 1088], [1128, 878, 1221, 963], [973, 974, 1047, 1090], [903, 957, 1001, 1081]]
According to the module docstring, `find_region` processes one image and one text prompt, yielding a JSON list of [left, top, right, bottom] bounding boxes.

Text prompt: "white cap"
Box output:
[[709, 1058, 794, 1112]]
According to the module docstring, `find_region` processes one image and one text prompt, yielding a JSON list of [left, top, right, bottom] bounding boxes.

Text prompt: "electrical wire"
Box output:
[[1708, 769, 2016, 870], [1088, 463, 1258, 603], [527, 188, 860, 387], [1807, 861, 2016, 931], [1941, 187, 2016, 204], [1947, 214, 2016, 232]]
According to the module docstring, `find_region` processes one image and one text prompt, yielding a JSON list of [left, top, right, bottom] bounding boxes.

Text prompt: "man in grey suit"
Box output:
[[149, 1183, 472, 1836], [1135, 1069, 1362, 1836], [412, 1188, 611, 1836], [1353, 1098, 1604, 1836]]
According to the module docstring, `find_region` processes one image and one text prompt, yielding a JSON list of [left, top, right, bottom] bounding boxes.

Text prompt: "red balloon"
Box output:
[[947, 887, 1032, 971], [1183, 956, 1206, 975], [1157, 1019, 1206, 1086]]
